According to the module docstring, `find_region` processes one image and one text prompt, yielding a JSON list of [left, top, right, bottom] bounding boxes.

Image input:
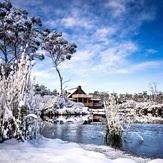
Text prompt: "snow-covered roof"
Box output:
[[67, 86, 87, 98], [72, 94, 93, 98]]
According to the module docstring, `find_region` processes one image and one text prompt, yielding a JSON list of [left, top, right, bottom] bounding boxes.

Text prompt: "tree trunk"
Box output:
[[55, 66, 63, 97]]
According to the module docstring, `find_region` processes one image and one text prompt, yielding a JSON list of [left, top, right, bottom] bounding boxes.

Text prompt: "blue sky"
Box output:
[[10, 0, 163, 94]]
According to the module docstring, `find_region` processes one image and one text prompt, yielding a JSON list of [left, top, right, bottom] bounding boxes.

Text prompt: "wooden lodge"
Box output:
[[67, 86, 103, 109]]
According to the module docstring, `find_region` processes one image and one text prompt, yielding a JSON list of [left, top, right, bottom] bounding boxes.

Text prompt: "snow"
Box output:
[[148, 160, 163, 163], [19, 100, 25, 107], [0, 138, 162, 163], [41, 95, 93, 115], [25, 114, 38, 119]]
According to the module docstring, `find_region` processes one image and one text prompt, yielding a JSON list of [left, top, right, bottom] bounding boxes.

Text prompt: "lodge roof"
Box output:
[[67, 85, 87, 98], [67, 86, 102, 101]]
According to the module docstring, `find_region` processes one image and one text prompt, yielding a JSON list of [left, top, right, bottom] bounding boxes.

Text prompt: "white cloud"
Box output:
[[115, 60, 163, 74], [105, 0, 126, 17], [31, 57, 60, 90], [61, 17, 92, 29], [95, 27, 116, 36], [44, 20, 57, 28], [131, 61, 162, 71], [93, 27, 117, 43], [115, 68, 129, 74], [56, 39, 139, 76], [31, 68, 60, 90], [32, 69, 55, 79], [146, 49, 158, 54], [58, 49, 96, 76], [95, 41, 138, 71]]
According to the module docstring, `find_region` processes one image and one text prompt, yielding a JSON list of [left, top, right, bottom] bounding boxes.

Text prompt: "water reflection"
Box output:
[[42, 114, 93, 124], [42, 122, 106, 145]]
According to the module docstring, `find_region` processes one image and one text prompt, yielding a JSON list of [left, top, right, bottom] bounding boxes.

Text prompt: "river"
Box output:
[[42, 119, 163, 159]]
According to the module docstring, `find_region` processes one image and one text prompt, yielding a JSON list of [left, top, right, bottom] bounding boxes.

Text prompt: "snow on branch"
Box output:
[[104, 94, 144, 144], [0, 51, 41, 142]]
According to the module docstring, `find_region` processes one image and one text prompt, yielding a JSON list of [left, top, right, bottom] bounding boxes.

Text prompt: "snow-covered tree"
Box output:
[[34, 84, 58, 96], [0, 0, 77, 98], [42, 29, 77, 97], [0, 51, 42, 142], [0, 0, 44, 69]]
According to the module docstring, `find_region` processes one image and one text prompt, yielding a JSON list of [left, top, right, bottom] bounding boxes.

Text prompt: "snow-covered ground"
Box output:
[[41, 95, 93, 115], [0, 138, 162, 163]]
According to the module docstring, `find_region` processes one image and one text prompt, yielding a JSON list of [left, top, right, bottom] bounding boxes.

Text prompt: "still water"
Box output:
[[42, 122, 163, 159]]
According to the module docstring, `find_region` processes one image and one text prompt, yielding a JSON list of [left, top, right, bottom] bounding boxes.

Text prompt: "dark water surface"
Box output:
[[42, 123, 163, 159], [121, 124, 163, 159]]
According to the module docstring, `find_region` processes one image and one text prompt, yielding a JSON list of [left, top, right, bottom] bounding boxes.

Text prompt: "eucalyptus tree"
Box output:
[[0, 0, 77, 97], [41, 29, 77, 97], [0, 0, 44, 76]]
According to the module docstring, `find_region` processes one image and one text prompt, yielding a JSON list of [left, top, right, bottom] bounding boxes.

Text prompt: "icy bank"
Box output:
[[119, 100, 163, 116], [39, 95, 92, 115], [0, 138, 162, 163], [117, 100, 163, 124]]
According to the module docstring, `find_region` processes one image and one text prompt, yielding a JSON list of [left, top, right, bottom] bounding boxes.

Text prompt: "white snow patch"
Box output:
[[147, 159, 163, 163], [19, 100, 25, 107], [25, 114, 38, 119], [0, 138, 162, 163], [112, 158, 137, 163]]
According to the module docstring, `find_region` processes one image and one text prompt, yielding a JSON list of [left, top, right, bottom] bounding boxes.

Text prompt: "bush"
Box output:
[[0, 52, 42, 142]]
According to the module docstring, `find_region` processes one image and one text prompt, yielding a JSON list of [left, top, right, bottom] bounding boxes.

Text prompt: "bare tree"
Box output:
[[149, 82, 159, 101]]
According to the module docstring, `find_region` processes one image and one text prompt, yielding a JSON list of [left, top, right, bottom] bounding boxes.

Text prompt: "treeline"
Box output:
[[35, 83, 163, 103], [34, 84, 58, 96], [92, 91, 163, 103]]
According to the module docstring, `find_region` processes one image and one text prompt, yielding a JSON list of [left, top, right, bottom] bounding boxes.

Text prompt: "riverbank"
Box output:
[[80, 143, 151, 163], [0, 138, 162, 163]]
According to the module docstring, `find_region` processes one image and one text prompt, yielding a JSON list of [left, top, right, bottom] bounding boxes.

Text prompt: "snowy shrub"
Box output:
[[0, 52, 42, 142], [104, 95, 124, 144], [104, 94, 143, 145]]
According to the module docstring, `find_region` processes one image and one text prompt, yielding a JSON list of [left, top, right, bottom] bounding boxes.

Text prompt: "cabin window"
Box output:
[[88, 100, 92, 103], [84, 98, 87, 103], [78, 98, 82, 102], [94, 100, 99, 103]]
